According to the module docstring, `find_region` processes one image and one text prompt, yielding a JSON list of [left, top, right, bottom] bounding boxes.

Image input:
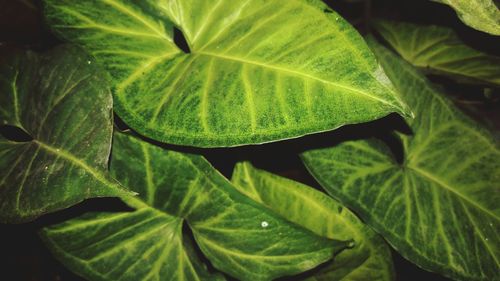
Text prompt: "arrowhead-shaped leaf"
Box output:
[[231, 162, 395, 281], [431, 0, 500, 35], [374, 20, 500, 86], [301, 39, 500, 280], [0, 46, 127, 223], [41, 209, 225, 281], [41, 132, 348, 281], [43, 0, 410, 147]]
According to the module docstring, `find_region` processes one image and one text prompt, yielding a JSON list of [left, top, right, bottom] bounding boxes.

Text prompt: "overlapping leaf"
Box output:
[[431, 0, 500, 35], [41, 132, 348, 281], [43, 0, 410, 147], [374, 20, 500, 86], [0, 46, 127, 223], [41, 208, 224, 281], [231, 162, 395, 281], [302, 39, 500, 280]]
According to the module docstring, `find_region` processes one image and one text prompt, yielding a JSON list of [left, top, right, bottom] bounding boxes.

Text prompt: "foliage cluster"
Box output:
[[0, 0, 499, 280]]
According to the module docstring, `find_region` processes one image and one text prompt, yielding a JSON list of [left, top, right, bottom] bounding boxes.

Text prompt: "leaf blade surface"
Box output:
[[431, 0, 500, 35], [231, 162, 395, 281], [41, 132, 348, 281], [0, 46, 126, 223], [43, 0, 410, 147], [302, 39, 500, 281], [374, 20, 500, 86]]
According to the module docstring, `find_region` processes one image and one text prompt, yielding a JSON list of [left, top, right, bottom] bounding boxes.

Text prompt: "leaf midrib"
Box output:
[[195, 51, 397, 108], [406, 164, 499, 222], [194, 233, 325, 261], [33, 140, 113, 187], [12, 70, 21, 127]]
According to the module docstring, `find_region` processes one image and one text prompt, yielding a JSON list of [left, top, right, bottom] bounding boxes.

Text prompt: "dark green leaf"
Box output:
[[43, 0, 410, 147], [41, 133, 348, 281], [302, 39, 500, 281], [431, 0, 500, 35], [374, 20, 500, 86], [0, 46, 127, 223], [231, 162, 395, 281]]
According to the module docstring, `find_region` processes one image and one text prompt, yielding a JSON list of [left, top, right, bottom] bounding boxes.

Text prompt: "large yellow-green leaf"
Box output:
[[41, 133, 348, 281], [302, 39, 500, 280], [374, 20, 500, 86], [0, 46, 128, 223], [231, 162, 395, 281], [431, 0, 500, 35], [43, 0, 410, 147]]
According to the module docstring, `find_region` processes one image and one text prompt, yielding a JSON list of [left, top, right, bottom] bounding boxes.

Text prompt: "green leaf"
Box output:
[[374, 20, 500, 86], [431, 0, 500, 35], [41, 132, 348, 281], [231, 162, 395, 281], [41, 210, 224, 281], [301, 39, 500, 281], [0, 46, 127, 223], [43, 0, 411, 147]]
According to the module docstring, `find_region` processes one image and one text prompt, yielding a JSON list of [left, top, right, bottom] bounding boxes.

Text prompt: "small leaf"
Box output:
[[302, 39, 500, 280], [41, 132, 348, 281], [431, 0, 500, 35], [374, 20, 500, 86], [0, 46, 127, 223], [43, 0, 411, 147], [231, 162, 395, 281]]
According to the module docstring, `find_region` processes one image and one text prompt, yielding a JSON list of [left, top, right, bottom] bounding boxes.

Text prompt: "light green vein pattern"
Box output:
[[302, 39, 500, 281], [43, 0, 410, 147], [41, 133, 348, 281], [0, 46, 127, 223], [41, 209, 224, 281], [231, 162, 395, 281], [374, 20, 500, 86], [431, 0, 500, 35]]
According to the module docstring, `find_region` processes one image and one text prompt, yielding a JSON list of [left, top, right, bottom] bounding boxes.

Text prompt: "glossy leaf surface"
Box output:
[[431, 0, 500, 35], [41, 133, 347, 281], [302, 40, 500, 280], [43, 0, 410, 147], [0, 46, 126, 223], [231, 162, 395, 281], [374, 20, 500, 86]]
